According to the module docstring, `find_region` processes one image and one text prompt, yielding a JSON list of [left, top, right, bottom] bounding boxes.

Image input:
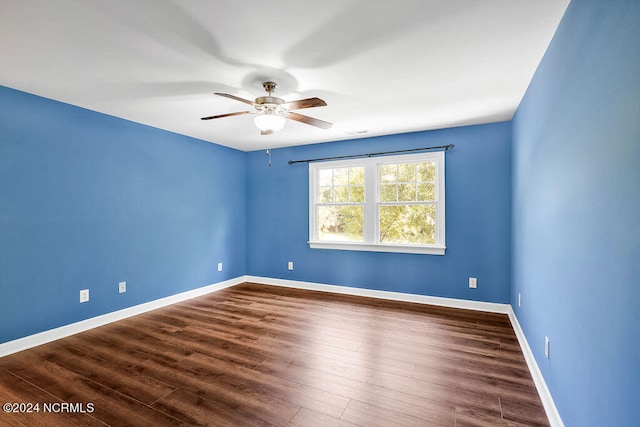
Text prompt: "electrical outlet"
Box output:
[[545, 336, 550, 359], [518, 293, 522, 307], [119, 281, 126, 294], [79, 289, 89, 303], [469, 277, 477, 289], [288, 261, 294, 271], [218, 262, 223, 272]]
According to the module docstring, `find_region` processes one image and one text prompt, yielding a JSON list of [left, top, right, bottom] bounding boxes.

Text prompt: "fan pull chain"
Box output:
[[266, 149, 272, 166]]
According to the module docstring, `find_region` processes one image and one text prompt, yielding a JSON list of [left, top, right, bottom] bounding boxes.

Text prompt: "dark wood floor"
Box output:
[[0, 282, 549, 426]]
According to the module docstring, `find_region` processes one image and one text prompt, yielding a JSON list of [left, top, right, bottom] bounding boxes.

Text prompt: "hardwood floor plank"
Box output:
[[0, 416, 25, 427], [173, 327, 270, 368], [0, 352, 79, 391], [357, 338, 529, 375], [413, 361, 536, 393], [64, 333, 153, 370], [31, 342, 176, 406], [46, 377, 186, 426], [130, 355, 301, 425], [454, 406, 508, 426], [88, 323, 194, 365], [499, 396, 550, 426], [366, 369, 503, 412], [151, 388, 270, 427], [173, 355, 302, 425], [255, 357, 457, 426], [180, 352, 350, 419], [340, 399, 442, 427], [288, 407, 358, 427], [265, 345, 409, 383]]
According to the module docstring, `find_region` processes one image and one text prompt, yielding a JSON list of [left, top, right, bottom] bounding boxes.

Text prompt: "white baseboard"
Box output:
[[0, 274, 562, 427], [245, 275, 511, 314], [508, 307, 564, 427], [0, 276, 244, 358]]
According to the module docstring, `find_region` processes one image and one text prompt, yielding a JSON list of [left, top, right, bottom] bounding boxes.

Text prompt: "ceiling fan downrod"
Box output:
[[262, 81, 277, 96]]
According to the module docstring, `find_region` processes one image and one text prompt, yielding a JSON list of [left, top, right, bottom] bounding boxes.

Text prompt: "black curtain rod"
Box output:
[[288, 144, 454, 165]]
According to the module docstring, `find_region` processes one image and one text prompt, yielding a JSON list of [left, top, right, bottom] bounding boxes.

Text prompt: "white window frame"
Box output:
[[309, 151, 446, 255]]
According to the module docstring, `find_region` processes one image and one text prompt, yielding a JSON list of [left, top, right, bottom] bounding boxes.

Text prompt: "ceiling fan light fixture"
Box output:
[[254, 111, 286, 134]]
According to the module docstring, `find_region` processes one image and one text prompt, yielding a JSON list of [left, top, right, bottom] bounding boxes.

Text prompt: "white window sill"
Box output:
[[309, 241, 445, 255]]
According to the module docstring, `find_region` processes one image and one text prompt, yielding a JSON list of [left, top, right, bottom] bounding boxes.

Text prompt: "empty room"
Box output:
[[1, 1, 638, 426]]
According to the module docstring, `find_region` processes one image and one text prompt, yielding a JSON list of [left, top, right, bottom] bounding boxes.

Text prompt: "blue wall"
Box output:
[[0, 86, 246, 343], [247, 123, 512, 303], [512, 0, 640, 425]]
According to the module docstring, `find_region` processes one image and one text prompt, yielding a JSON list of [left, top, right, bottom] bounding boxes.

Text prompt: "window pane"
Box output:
[[398, 163, 416, 182], [417, 161, 436, 181], [334, 185, 349, 203], [398, 183, 416, 202], [351, 185, 364, 203], [379, 204, 436, 245], [380, 184, 397, 202], [319, 169, 333, 186], [350, 167, 365, 185], [334, 168, 349, 186], [379, 164, 396, 183], [318, 205, 364, 241], [417, 183, 436, 201], [319, 186, 332, 203]]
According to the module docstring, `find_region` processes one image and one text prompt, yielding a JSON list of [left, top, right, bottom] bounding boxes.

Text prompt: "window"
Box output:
[[309, 152, 446, 255]]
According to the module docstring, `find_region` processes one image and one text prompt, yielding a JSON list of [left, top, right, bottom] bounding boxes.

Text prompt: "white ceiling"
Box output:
[[0, 0, 569, 152]]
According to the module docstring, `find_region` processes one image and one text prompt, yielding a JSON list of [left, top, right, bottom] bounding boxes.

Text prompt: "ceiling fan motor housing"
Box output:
[[255, 96, 284, 105]]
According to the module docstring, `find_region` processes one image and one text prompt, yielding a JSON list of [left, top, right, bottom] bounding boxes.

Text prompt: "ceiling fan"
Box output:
[[201, 81, 332, 135]]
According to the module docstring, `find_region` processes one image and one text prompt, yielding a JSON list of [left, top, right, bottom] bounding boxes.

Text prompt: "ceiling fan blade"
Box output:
[[214, 92, 255, 106], [201, 111, 252, 120], [282, 97, 327, 110], [287, 112, 332, 129]]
